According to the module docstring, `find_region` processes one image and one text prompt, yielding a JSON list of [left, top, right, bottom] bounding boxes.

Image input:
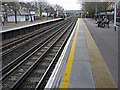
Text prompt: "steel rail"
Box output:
[[35, 20, 77, 89], [0, 20, 72, 82], [0, 20, 68, 58], [10, 20, 75, 89]]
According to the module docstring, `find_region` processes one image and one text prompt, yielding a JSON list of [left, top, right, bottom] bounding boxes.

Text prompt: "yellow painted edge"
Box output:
[[60, 19, 80, 89], [82, 19, 118, 88]]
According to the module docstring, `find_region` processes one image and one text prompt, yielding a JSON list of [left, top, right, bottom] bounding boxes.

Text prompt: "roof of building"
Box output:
[[63, 10, 85, 14], [8, 9, 30, 16]]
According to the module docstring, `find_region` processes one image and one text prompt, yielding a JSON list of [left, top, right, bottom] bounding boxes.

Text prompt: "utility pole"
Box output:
[[95, 2, 97, 22], [114, 2, 117, 31], [37, 0, 40, 19]]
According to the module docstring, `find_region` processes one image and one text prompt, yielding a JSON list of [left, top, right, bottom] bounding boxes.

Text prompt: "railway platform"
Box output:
[[1, 18, 62, 32], [0, 18, 64, 40], [45, 18, 118, 89]]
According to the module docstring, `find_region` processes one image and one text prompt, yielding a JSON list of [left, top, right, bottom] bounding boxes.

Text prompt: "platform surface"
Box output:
[[0, 18, 62, 33], [45, 18, 118, 89], [59, 18, 118, 89]]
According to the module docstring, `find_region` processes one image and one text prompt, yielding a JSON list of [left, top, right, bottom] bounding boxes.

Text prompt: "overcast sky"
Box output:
[[46, 0, 82, 10], [22, 0, 82, 10]]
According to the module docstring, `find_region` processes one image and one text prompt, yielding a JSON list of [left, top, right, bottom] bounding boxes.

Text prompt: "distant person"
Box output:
[[102, 16, 109, 28], [0, 17, 4, 25], [103, 16, 109, 23], [97, 16, 109, 28], [97, 16, 105, 27]]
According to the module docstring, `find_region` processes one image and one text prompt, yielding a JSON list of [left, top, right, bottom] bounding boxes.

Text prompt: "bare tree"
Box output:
[[54, 4, 64, 13], [38, 1, 47, 19], [39, 1, 55, 19], [82, 1, 114, 18], [82, 2, 96, 18], [44, 2, 50, 19], [21, 1, 37, 21], [2, 1, 20, 23], [49, 6, 55, 16], [98, 2, 113, 16]]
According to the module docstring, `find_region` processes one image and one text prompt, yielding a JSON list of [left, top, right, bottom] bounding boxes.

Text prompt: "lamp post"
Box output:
[[95, 2, 97, 21], [114, 2, 117, 31]]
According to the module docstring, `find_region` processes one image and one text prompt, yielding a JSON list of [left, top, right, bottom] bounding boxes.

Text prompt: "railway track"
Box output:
[[1, 18, 72, 76], [1, 18, 77, 89], [1, 18, 72, 68], [0, 18, 72, 74]]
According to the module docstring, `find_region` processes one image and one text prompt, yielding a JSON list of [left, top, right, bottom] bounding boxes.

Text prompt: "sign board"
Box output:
[[116, 1, 120, 26], [30, 11, 35, 15]]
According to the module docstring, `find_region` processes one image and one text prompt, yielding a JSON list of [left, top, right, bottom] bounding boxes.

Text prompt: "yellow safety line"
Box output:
[[60, 19, 79, 89], [82, 19, 118, 88]]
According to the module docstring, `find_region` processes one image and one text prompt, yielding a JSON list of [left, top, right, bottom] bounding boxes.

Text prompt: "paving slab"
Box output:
[[73, 47, 90, 61], [68, 61, 95, 88]]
